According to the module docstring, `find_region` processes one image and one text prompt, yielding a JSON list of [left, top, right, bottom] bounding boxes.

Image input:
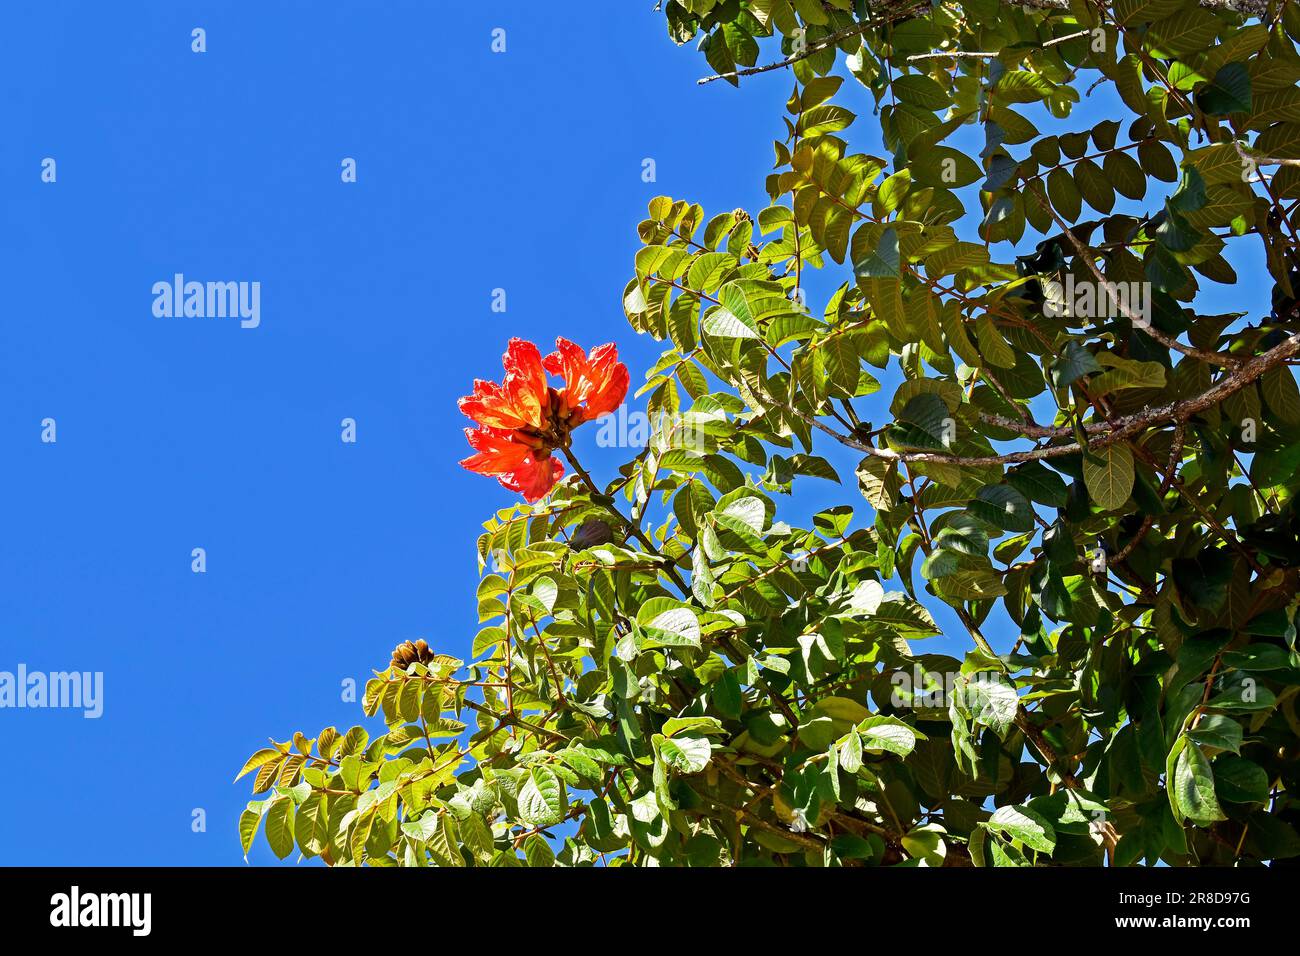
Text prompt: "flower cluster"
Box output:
[[459, 338, 629, 501]]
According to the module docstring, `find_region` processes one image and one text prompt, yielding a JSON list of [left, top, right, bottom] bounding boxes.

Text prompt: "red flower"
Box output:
[[459, 337, 628, 502], [457, 339, 549, 430], [459, 425, 564, 502], [544, 338, 630, 423]]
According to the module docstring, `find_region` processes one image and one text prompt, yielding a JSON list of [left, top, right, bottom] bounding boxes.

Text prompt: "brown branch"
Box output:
[[808, 330, 1300, 465], [1016, 0, 1266, 12], [1113, 515, 1154, 564], [907, 50, 998, 61], [1161, 420, 1188, 495]]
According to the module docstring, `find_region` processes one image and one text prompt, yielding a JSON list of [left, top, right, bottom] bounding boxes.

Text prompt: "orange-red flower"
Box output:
[[459, 424, 564, 503], [457, 339, 549, 430], [544, 338, 630, 423], [459, 337, 628, 502]]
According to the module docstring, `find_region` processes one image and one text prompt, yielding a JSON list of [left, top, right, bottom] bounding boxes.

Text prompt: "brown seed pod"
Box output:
[[390, 639, 435, 670]]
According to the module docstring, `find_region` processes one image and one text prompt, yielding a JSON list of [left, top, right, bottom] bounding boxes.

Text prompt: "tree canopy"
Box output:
[[238, 0, 1300, 866]]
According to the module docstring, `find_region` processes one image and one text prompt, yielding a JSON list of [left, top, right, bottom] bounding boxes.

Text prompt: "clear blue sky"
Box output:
[[0, 2, 1268, 865]]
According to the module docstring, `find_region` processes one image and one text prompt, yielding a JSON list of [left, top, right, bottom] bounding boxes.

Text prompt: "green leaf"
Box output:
[[955, 675, 1019, 738], [1148, 7, 1219, 57], [687, 251, 739, 292], [975, 314, 1016, 368], [1212, 755, 1270, 804], [704, 306, 758, 340], [840, 726, 864, 772], [893, 73, 949, 111], [889, 18, 944, 56], [264, 797, 296, 860], [933, 513, 991, 556], [713, 669, 742, 719], [1047, 167, 1082, 221], [239, 803, 264, 858], [1171, 549, 1233, 613], [1197, 63, 1252, 115], [704, 282, 762, 339], [426, 813, 465, 867], [857, 455, 900, 511], [1104, 150, 1147, 200], [348, 805, 376, 863], [401, 810, 443, 842], [985, 804, 1057, 854], [234, 748, 283, 782], [876, 170, 911, 215], [1074, 159, 1114, 214], [1083, 444, 1135, 512], [1050, 341, 1102, 388], [888, 393, 954, 451], [518, 766, 567, 828], [900, 825, 947, 866], [338, 726, 369, 757], [1007, 462, 1068, 508], [856, 715, 922, 756], [1089, 354, 1166, 395], [924, 240, 989, 277], [854, 226, 900, 279], [1167, 737, 1226, 827], [656, 734, 712, 773], [1186, 715, 1242, 755], [969, 485, 1035, 533], [1260, 367, 1300, 425], [637, 598, 703, 648], [995, 70, 1055, 104], [1168, 165, 1208, 214], [663, 715, 727, 737], [295, 792, 329, 857], [523, 833, 555, 868]]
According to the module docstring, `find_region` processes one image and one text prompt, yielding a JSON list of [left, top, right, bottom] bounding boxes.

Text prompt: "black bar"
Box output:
[[0, 866, 1291, 940]]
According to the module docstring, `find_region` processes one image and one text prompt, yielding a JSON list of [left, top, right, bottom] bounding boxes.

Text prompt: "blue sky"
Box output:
[[0, 2, 1271, 865]]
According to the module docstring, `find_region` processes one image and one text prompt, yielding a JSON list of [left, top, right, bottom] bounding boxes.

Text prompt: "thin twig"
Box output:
[[907, 50, 998, 61]]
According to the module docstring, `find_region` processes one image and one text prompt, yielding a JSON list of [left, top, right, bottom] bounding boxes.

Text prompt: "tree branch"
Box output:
[[1235, 139, 1300, 170], [697, 1, 927, 85], [805, 328, 1300, 466], [1029, 184, 1241, 370], [957, 609, 1121, 856], [696, 0, 1270, 85]]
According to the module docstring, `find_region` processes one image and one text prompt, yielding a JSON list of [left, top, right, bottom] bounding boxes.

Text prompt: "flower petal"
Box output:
[[458, 379, 529, 430], [548, 338, 629, 424], [459, 339, 552, 431], [497, 454, 564, 502], [459, 426, 530, 474], [502, 338, 549, 429], [582, 343, 630, 420]]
